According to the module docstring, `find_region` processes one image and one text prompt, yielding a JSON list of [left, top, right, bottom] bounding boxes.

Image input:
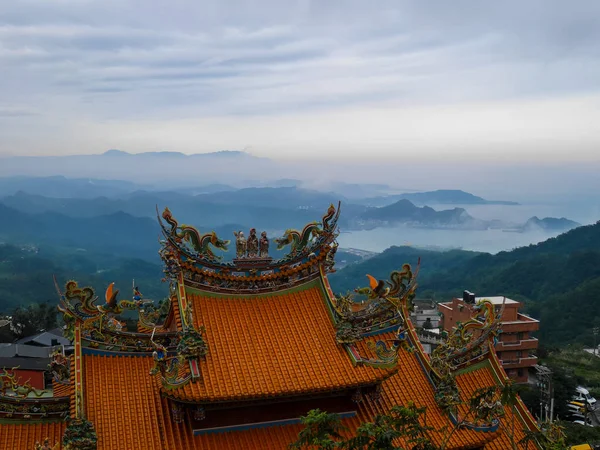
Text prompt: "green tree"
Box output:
[[10, 302, 58, 339], [343, 403, 436, 450], [520, 421, 567, 450], [290, 409, 346, 449]]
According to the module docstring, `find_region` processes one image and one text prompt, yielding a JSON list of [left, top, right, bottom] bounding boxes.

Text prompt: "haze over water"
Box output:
[[337, 226, 562, 254], [337, 201, 599, 254]]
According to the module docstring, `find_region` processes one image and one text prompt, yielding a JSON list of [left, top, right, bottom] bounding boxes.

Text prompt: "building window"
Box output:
[[517, 332, 524, 341], [497, 352, 502, 360], [517, 351, 523, 358], [518, 369, 524, 378]]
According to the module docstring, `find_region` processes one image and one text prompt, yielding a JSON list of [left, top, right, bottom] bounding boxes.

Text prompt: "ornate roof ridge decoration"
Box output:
[[0, 364, 69, 421], [0, 394, 70, 420], [62, 417, 98, 450], [49, 350, 70, 385], [157, 203, 341, 293], [431, 298, 504, 377], [55, 279, 179, 354], [156, 202, 341, 269], [149, 326, 209, 390], [0, 367, 49, 399], [159, 206, 231, 262], [429, 298, 504, 430], [328, 262, 420, 369]]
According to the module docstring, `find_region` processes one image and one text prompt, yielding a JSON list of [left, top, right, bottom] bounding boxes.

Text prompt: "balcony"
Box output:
[[500, 356, 538, 369], [500, 319, 540, 333], [495, 338, 539, 351]]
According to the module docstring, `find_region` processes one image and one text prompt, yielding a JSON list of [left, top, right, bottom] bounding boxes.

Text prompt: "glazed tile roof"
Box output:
[[83, 354, 197, 450], [189, 346, 515, 449], [167, 280, 394, 403], [77, 349, 516, 450], [52, 381, 71, 398], [0, 274, 537, 449], [191, 351, 538, 450], [73, 304, 533, 450], [352, 334, 500, 449], [456, 356, 538, 450], [0, 421, 65, 450]]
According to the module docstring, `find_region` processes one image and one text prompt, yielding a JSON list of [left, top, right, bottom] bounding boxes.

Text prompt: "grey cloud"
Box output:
[[1, 0, 600, 154], [0, 107, 39, 118]]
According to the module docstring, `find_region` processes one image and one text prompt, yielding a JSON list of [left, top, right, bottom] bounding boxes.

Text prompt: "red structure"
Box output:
[[5, 368, 45, 391], [438, 291, 539, 383]]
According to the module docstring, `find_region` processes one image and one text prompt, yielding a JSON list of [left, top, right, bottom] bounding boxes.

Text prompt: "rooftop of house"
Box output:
[[0, 343, 54, 358], [474, 296, 520, 305], [14, 328, 70, 347], [439, 296, 520, 306]]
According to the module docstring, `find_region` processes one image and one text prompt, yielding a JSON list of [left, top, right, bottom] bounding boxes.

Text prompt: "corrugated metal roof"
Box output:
[[14, 329, 70, 347], [0, 344, 52, 358]]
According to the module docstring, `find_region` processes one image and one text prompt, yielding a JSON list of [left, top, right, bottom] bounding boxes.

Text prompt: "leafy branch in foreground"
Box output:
[[290, 403, 436, 450], [343, 404, 436, 450], [291, 393, 569, 450], [289, 409, 347, 449]]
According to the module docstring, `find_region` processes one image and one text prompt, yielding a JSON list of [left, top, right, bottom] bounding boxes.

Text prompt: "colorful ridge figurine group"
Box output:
[[233, 228, 270, 259]]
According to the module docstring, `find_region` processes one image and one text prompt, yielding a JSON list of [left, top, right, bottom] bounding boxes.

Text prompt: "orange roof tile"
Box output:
[[52, 382, 72, 398], [168, 280, 393, 402], [75, 336, 531, 450], [189, 346, 506, 449], [82, 354, 198, 450], [52, 356, 73, 398], [456, 362, 533, 450], [351, 334, 498, 449], [0, 421, 65, 450]]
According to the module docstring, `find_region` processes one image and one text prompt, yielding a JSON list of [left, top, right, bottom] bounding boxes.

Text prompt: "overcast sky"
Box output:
[[1, 0, 600, 163]]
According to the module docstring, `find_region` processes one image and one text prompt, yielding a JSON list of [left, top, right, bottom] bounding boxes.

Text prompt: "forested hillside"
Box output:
[[0, 244, 167, 312], [329, 221, 600, 346]]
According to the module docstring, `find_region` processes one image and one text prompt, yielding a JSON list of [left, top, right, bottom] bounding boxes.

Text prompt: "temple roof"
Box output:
[[72, 336, 522, 450], [0, 203, 541, 449], [0, 422, 66, 449], [166, 278, 394, 403], [82, 354, 195, 450]]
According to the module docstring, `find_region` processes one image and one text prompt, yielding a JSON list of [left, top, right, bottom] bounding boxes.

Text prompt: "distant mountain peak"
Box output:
[[103, 149, 129, 156], [101, 149, 254, 158], [396, 189, 519, 206]]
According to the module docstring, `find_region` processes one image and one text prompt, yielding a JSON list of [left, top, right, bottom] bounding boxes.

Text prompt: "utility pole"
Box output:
[[594, 327, 599, 356], [536, 365, 553, 423]]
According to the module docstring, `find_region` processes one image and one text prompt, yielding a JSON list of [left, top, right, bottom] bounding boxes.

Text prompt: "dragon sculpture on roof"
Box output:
[[330, 261, 420, 369], [430, 298, 504, 415], [275, 202, 340, 261], [0, 368, 46, 398], [159, 207, 230, 261]]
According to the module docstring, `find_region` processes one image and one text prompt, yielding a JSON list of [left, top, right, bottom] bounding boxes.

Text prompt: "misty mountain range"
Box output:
[[0, 184, 579, 235], [0, 168, 588, 317], [363, 189, 520, 207], [0, 150, 529, 200]]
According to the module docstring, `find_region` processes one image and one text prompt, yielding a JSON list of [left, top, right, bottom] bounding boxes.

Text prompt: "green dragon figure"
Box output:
[[161, 207, 230, 260], [430, 298, 503, 412], [275, 222, 321, 256], [321, 202, 340, 232], [274, 202, 341, 258], [354, 262, 418, 304], [0, 368, 45, 398], [335, 321, 362, 344], [177, 327, 209, 361]]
